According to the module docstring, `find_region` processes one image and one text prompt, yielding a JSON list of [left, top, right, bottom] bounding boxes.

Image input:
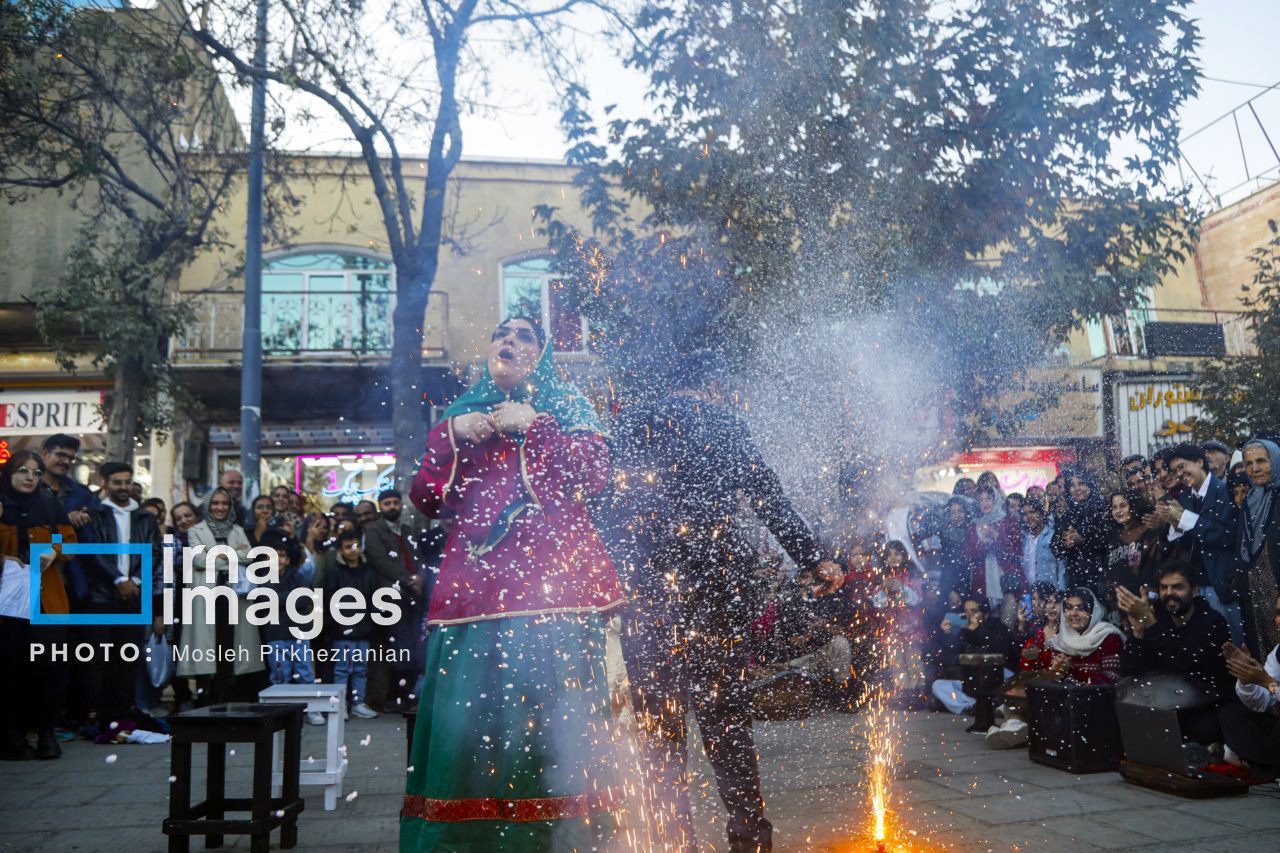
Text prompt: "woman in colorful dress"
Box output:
[[401, 316, 626, 853]]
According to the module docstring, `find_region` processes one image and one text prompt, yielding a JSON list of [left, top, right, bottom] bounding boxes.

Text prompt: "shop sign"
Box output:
[[297, 455, 396, 505], [983, 369, 1104, 439], [1112, 378, 1239, 458], [0, 390, 105, 435]]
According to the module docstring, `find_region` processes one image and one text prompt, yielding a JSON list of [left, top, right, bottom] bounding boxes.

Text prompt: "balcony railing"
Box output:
[[1103, 308, 1257, 359], [172, 289, 448, 360]]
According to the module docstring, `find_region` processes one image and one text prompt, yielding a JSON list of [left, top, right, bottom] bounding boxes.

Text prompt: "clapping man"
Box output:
[[1156, 443, 1243, 645], [1116, 562, 1233, 745], [1219, 597, 1280, 780]]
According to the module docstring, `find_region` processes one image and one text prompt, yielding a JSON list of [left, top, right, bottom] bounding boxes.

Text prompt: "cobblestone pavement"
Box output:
[[0, 708, 1274, 852]]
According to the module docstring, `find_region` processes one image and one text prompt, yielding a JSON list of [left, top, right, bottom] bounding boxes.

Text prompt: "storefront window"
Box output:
[[217, 453, 395, 512], [297, 455, 395, 509]]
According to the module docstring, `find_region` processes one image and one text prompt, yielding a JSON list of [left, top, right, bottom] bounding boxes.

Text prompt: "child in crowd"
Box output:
[[255, 530, 326, 725], [322, 528, 381, 719], [872, 541, 926, 701]]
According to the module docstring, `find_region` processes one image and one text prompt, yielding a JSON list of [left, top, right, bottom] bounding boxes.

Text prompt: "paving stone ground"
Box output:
[[0, 707, 1274, 852]]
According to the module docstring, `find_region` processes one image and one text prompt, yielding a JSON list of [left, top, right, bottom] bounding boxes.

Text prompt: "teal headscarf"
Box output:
[[438, 333, 603, 561], [443, 336, 603, 435]]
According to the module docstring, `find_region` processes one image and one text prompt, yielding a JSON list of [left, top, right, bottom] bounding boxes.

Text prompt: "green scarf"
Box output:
[[438, 340, 602, 560], [442, 339, 603, 435]]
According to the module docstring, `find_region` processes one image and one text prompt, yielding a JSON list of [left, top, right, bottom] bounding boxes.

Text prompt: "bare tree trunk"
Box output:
[[391, 278, 431, 490], [104, 357, 143, 464], [390, 21, 462, 491]]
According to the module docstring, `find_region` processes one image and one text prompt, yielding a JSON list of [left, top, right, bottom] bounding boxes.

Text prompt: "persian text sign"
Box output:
[[983, 369, 1104, 439], [0, 390, 105, 435]]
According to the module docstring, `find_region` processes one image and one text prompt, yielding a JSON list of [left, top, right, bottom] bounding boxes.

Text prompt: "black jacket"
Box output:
[[600, 395, 823, 615], [1176, 475, 1239, 602], [321, 558, 382, 642], [1051, 495, 1110, 592], [85, 501, 164, 606], [1119, 596, 1233, 701], [258, 565, 316, 643], [958, 617, 1015, 671]]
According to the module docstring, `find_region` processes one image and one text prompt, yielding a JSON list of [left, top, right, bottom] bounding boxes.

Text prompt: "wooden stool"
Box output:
[[163, 703, 306, 853], [259, 684, 348, 810]]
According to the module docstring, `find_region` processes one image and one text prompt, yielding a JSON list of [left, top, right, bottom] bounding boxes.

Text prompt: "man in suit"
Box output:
[[84, 462, 164, 723], [1160, 443, 1243, 645], [361, 488, 427, 712], [600, 350, 840, 853]]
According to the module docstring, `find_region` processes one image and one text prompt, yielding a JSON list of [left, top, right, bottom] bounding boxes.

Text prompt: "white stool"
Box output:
[[258, 683, 347, 810]]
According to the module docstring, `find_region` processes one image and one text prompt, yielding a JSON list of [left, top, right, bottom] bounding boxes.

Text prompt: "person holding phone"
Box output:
[[930, 597, 1013, 715]]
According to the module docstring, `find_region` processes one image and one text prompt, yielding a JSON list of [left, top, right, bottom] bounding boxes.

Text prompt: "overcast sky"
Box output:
[[457, 0, 1280, 211]]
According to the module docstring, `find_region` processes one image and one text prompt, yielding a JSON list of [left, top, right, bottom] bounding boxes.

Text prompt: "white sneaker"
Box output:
[[985, 720, 1029, 750], [306, 712, 326, 726], [351, 702, 378, 719]]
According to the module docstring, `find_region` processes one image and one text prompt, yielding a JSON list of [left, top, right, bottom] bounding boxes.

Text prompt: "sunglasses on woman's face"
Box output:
[[16, 466, 45, 478], [1062, 604, 1089, 612]]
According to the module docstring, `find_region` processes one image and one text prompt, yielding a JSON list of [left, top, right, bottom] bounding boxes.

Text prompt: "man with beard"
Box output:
[[361, 488, 427, 711], [601, 350, 839, 853], [84, 463, 163, 725], [354, 499, 379, 531], [1117, 561, 1234, 744]]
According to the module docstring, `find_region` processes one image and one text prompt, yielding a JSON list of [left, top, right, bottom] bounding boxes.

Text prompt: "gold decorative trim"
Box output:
[[441, 416, 460, 497]]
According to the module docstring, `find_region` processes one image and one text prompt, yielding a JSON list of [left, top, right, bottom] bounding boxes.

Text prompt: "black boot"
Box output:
[[0, 731, 35, 761], [35, 728, 62, 760]]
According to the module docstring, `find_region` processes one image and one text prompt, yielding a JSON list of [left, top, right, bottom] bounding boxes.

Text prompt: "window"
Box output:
[[261, 252, 393, 353], [500, 257, 587, 353], [1105, 290, 1157, 358]]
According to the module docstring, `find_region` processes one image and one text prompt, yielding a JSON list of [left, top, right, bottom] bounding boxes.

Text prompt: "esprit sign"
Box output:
[[0, 390, 106, 435]]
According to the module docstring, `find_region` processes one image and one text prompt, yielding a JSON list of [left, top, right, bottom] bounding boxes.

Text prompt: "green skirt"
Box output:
[[400, 613, 621, 853]]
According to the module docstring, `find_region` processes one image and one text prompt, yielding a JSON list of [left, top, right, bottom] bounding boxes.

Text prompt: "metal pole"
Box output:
[[240, 0, 268, 505]]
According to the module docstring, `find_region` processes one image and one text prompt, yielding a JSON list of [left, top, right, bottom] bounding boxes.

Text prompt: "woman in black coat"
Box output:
[[1051, 468, 1110, 595]]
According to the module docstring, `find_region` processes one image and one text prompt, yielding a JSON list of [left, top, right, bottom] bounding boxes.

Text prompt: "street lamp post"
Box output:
[[240, 0, 268, 503]]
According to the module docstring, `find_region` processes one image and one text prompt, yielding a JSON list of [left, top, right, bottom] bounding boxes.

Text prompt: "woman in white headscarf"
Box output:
[[1238, 439, 1280, 655], [986, 587, 1122, 749], [1047, 587, 1124, 684]]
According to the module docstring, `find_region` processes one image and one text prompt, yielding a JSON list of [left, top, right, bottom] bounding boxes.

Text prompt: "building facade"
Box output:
[[0, 152, 605, 508]]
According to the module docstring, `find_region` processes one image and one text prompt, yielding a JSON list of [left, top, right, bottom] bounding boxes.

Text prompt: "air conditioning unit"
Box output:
[[1144, 322, 1225, 357], [182, 438, 207, 481]]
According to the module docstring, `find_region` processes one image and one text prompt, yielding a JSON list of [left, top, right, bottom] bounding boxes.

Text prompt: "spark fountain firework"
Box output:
[[867, 689, 894, 851]]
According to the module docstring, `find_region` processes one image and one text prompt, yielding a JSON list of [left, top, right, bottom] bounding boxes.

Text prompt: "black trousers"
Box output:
[[620, 602, 772, 853], [1220, 702, 1280, 775], [81, 600, 142, 723], [0, 619, 69, 736]]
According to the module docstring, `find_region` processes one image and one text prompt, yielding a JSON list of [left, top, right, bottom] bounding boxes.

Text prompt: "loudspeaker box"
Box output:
[[1027, 681, 1122, 773]]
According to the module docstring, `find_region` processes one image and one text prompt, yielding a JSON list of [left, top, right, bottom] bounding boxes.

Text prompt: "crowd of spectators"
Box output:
[[0, 436, 445, 761], [6, 429, 1280, 784], [909, 438, 1280, 778], [741, 435, 1280, 781]]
